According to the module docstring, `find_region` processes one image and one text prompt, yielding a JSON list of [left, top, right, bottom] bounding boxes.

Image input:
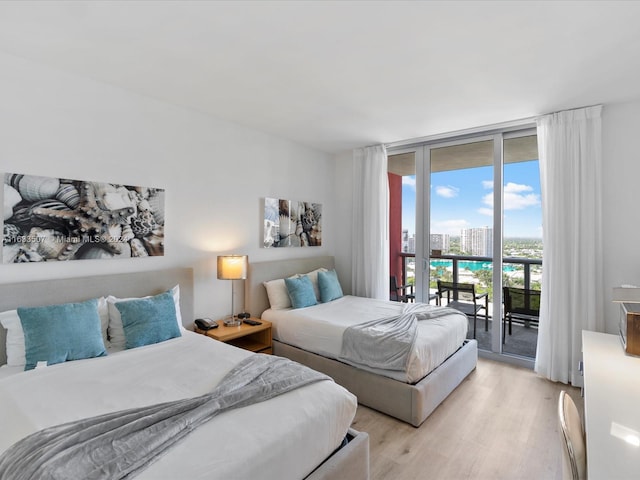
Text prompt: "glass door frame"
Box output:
[[389, 124, 537, 364]]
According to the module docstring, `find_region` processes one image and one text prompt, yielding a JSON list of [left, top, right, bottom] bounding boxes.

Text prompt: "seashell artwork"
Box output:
[[263, 197, 322, 248], [3, 224, 22, 246], [55, 184, 80, 208], [3, 243, 21, 263], [27, 227, 71, 260], [4, 184, 21, 221], [13, 174, 60, 202], [130, 210, 157, 238], [2, 172, 165, 263], [147, 190, 165, 225], [79, 242, 131, 260], [142, 227, 164, 256], [120, 224, 135, 242], [129, 238, 149, 257]]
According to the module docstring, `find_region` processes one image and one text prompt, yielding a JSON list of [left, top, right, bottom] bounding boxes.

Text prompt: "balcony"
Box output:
[[397, 252, 542, 359]]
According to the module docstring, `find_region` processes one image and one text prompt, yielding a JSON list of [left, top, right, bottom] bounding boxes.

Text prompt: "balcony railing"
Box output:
[[399, 252, 542, 298], [399, 252, 542, 359]]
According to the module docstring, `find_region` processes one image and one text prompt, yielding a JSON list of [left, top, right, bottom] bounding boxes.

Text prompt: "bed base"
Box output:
[[275, 339, 478, 427], [306, 428, 369, 480]]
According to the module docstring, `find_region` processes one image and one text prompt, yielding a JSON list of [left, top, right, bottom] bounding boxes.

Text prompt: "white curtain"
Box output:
[[351, 144, 389, 299], [535, 105, 604, 386]]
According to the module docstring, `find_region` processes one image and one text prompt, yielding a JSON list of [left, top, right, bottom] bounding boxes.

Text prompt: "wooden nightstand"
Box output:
[[195, 318, 272, 354]]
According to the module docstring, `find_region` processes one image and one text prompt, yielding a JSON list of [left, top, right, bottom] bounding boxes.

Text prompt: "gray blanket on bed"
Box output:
[[339, 303, 465, 372], [0, 354, 330, 480]]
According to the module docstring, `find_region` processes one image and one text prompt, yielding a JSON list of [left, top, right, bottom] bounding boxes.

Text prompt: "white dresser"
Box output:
[[582, 330, 640, 480]]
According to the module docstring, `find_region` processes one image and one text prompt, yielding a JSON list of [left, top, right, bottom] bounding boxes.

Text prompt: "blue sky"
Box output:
[[402, 160, 542, 238]]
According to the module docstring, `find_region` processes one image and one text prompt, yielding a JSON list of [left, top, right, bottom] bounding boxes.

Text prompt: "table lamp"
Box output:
[[217, 255, 248, 326]]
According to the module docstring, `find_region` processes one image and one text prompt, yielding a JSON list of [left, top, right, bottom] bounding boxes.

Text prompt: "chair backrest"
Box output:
[[437, 280, 476, 303], [558, 390, 587, 480], [503, 287, 540, 316], [390, 276, 402, 301]]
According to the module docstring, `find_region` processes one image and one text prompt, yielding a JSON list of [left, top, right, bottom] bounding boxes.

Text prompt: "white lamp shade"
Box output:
[[217, 255, 248, 280]]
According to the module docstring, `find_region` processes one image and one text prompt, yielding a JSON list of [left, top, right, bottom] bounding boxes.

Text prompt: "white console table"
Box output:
[[582, 330, 640, 479]]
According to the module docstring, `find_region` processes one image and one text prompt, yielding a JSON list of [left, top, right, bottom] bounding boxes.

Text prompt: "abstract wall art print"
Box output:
[[264, 197, 322, 248], [3, 173, 165, 263]]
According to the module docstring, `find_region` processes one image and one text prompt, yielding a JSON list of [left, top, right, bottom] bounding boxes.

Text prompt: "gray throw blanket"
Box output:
[[339, 303, 465, 372], [0, 354, 330, 480]]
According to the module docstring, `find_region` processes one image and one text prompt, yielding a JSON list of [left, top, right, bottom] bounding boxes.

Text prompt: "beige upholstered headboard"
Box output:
[[246, 256, 336, 319], [0, 268, 194, 366]]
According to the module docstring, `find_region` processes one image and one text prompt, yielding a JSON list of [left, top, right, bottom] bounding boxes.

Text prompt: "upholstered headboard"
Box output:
[[0, 267, 194, 366], [246, 256, 336, 318]]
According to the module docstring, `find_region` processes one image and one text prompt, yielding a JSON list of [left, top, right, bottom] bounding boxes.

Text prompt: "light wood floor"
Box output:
[[351, 357, 583, 480]]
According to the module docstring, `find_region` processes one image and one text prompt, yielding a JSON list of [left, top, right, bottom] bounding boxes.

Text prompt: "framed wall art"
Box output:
[[263, 197, 322, 248], [3, 173, 165, 263]]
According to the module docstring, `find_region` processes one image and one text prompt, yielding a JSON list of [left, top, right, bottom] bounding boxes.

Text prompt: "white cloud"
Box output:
[[482, 180, 493, 189], [478, 207, 493, 216], [435, 185, 459, 198], [432, 219, 469, 236], [504, 191, 540, 210], [402, 176, 416, 188], [504, 182, 533, 193], [482, 183, 540, 211]]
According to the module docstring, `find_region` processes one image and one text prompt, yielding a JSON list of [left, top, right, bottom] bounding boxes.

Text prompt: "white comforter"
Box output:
[[262, 295, 468, 383], [0, 331, 357, 480]]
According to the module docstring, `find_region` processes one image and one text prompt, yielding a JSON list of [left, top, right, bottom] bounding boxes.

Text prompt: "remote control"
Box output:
[[243, 319, 261, 326]]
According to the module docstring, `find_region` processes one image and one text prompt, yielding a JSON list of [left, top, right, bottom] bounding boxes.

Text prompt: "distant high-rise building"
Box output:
[[461, 227, 492, 256], [402, 229, 409, 252], [430, 233, 450, 253], [407, 235, 415, 253]]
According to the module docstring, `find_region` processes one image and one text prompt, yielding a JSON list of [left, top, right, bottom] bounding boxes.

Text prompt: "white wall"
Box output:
[[602, 99, 640, 332], [333, 100, 640, 334], [333, 150, 353, 294], [0, 52, 336, 321]]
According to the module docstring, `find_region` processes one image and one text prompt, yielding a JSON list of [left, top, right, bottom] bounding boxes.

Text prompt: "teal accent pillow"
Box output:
[[284, 275, 318, 309], [115, 291, 181, 349], [318, 269, 344, 303], [18, 298, 107, 371]]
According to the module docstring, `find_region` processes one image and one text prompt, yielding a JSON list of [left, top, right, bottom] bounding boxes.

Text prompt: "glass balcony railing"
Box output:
[[397, 252, 542, 359], [399, 252, 542, 300]]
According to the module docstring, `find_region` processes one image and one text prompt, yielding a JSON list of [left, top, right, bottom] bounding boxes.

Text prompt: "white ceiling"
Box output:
[[1, 1, 640, 154]]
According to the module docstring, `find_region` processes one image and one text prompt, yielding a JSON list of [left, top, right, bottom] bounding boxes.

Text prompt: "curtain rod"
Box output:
[[382, 115, 539, 151], [380, 104, 603, 151]]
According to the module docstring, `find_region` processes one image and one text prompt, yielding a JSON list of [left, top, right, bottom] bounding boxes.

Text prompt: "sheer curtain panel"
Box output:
[[535, 105, 604, 386], [351, 145, 389, 299]]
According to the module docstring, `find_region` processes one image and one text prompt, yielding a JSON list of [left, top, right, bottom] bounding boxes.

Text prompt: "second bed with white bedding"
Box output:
[[262, 295, 468, 384]]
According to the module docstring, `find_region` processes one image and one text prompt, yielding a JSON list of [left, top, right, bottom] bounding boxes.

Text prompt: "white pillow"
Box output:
[[263, 268, 328, 309], [303, 268, 327, 301], [0, 297, 109, 367], [263, 278, 292, 310], [107, 285, 184, 350]]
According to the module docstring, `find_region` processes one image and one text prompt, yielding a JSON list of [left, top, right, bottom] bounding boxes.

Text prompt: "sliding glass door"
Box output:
[[389, 127, 541, 362], [426, 137, 498, 350]]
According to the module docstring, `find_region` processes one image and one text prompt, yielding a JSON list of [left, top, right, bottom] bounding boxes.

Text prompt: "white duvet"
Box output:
[[0, 331, 357, 480], [262, 295, 468, 383]]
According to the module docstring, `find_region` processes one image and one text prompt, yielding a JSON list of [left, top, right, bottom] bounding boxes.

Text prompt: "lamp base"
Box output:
[[223, 316, 242, 327]]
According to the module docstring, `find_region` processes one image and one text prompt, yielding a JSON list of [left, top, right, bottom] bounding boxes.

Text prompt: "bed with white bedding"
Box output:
[[0, 268, 369, 480], [246, 256, 478, 427], [262, 295, 468, 383]]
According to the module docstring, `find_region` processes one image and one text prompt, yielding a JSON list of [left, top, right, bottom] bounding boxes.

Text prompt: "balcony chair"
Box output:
[[502, 287, 540, 344], [558, 390, 587, 480], [437, 280, 488, 339], [390, 276, 414, 302]]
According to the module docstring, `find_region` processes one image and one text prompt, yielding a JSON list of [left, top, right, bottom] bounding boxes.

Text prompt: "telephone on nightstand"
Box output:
[[195, 318, 218, 330]]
